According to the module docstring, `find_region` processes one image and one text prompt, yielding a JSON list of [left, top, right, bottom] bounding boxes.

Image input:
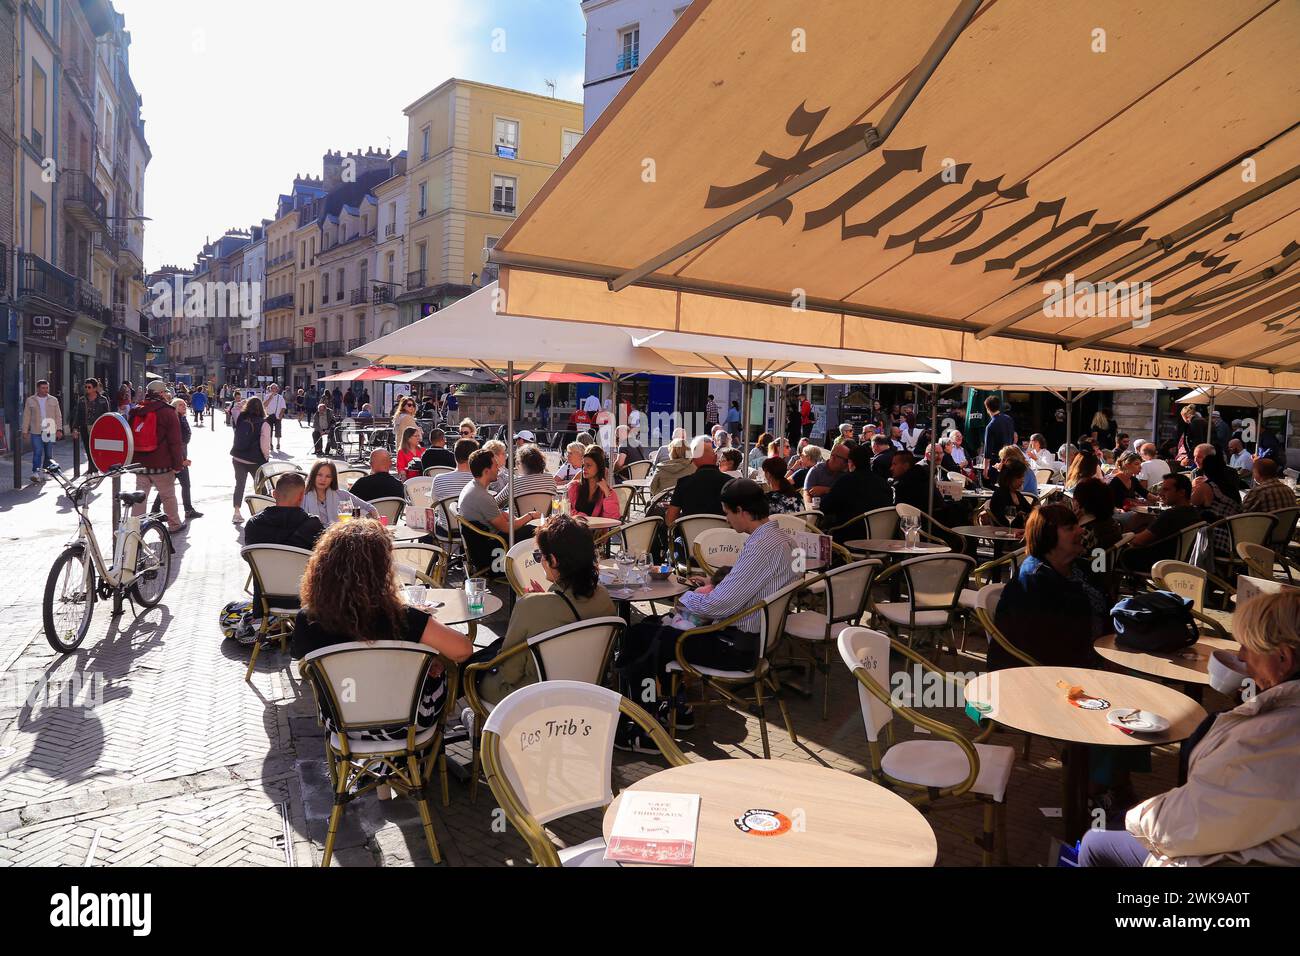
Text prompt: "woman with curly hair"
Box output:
[[1064, 448, 1101, 490], [290, 521, 473, 740]]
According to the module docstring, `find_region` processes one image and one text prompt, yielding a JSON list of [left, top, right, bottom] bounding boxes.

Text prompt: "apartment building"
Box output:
[[398, 79, 582, 325]]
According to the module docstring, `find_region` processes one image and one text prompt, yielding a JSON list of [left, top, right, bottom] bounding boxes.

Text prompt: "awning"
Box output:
[[386, 368, 492, 385], [1177, 385, 1300, 412], [493, 0, 1300, 389], [318, 366, 401, 382]]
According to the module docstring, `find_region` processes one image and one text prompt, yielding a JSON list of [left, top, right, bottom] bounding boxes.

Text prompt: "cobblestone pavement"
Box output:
[[0, 414, 1222, 867]]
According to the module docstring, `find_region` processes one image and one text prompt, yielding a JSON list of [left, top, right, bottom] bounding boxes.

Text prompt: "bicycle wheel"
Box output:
[[131, 522, 173, 608], [44, 545, 96, 653]]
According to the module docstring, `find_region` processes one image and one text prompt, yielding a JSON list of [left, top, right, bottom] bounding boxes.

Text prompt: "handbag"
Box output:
[[1110, 590, 1198, 653]]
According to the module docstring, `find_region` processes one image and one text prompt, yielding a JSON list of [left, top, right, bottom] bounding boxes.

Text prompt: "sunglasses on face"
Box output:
[[532, 549, 545, 563]]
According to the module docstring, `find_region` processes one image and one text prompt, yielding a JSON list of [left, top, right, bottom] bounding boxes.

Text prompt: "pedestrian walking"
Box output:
[[153, 398, 203, 521], [128, 380, 186, 534], [230, 396, 272, 525], [21, 379, 64, 484], [263, 383, 287, 452], [191, 386, 207, 428]]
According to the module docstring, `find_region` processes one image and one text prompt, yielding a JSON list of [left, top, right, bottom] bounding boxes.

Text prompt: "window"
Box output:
[[494, 117, 519, 159], [618, 27, 640, 71], [386, 252, 395, 284], [359, 259, 368, 293], [322, 273, 329, 303], [562, 129, 581, 161], [30, 62, 47, 153], [30, 195, 47, 259], [421, 125, 431, 161], [336, 269, 344, 300], [417, 242, 427, 273], [492, 174, 517, 215], [418, 181, 428, 216]]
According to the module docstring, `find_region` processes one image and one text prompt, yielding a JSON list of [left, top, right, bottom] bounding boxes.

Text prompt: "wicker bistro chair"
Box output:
[[430, 496, 464, 572], [781, 559, 882, 719], [769, 513, 812, 535], [240, 544, 312, 682], [391, 543, 447, 588], [612, 484, 636, 521], [464, 617, 627, 804], [672, 514, 729, 575], [505, 539, 550, 597], [1269, 505, 1300, 564], [254, 461, 303, 496], [1237, 541, 1297, 585], [618, 459, 653, 482], [1116, 520, 1207, 586], [404, 476, 436, 513], [512, 491, 557, 520], [972, 583, 1037, 760], [871, 553, 977, 655], [245, 493, 275, 517], [691, 528, 749, 577], [423, 465, 454, 479], [481, 681, 687, 866], [1206, 512, 1278, 582], [1033, 467, 1055, 487], [602, 516, 663, 559], [336, 468, 367, 492], [833, 507, 899, 553], [459, 519, 508, 583], [664, 577, 805, 759], [369, 497, 407, 525], [837, 627, 1014, 866], [1150, 560, 1234, 639], [300, 641, 457, 866]]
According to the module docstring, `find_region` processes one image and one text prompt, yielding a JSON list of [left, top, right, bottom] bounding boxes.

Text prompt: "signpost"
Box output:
[[89, 412, 135, 531]]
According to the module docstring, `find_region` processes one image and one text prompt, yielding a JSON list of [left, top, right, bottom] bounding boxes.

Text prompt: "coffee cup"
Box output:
[[1208, 648, 1249, 695]]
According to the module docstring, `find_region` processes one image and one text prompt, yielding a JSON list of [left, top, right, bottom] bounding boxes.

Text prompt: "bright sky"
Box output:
[[115, 0, 587, 271]]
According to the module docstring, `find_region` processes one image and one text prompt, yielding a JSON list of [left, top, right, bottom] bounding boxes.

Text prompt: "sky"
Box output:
[[114, 0, 588, 270]]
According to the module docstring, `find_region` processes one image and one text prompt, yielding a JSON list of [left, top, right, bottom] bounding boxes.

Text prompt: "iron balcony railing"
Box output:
[[372, 286, 393, 305], [61, 170, 108, 224], [349, 289, 366, 305], [346, 337, 366, 352], [17, 253, 75, 309], [264, 293, 294, 311], [260, 337, 293, 352], [407, 269, 425, 291]]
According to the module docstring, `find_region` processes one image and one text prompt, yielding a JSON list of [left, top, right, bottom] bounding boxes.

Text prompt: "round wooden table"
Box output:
[[964, 666, 1206, 841], [602, 760, 936, 867], [1094, 634, 1239, 687], [407, 588, 503, 625], [388, 524, 430, 542], [844, 539, 950, 556], [952, 525, 1024, 543], [619, 478, 651, 490], [529, 515, 622, 531]]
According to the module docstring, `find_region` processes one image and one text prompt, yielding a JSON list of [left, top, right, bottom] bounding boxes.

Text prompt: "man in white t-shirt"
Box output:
[[583, 393, 601, 415], [1227, 438, 1254, 476], [262, 383, 287, 451], [1137, 442, 1171, 490]]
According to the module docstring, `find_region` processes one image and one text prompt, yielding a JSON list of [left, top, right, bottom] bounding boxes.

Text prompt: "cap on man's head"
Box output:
[[146, 380, 168, 395], [515, 429, 536, 442]]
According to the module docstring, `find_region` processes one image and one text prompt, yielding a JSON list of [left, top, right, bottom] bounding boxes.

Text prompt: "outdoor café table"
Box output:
[[844, 539, 950, 557], [964, 667, 1206, 842], [962, 488, 994, 500], [388, 524, 429, 543], [598, 560, 688, 617], [1094, 634, 1239, 691], [529, 515, 622, 531], [952, 524, 1023, 568], [601, 759, 936, 867], [410, 589, 503, 629]]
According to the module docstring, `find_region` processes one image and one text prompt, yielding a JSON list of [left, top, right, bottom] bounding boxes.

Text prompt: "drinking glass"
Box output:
[[404, 584, 428, 607], [1004, 507, 1018, 527], [465, 578, 486, 614], [635, 551, 651, 586]]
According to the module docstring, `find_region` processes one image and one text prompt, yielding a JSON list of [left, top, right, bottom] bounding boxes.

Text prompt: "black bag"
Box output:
[[1111, 590, 1198, 653]]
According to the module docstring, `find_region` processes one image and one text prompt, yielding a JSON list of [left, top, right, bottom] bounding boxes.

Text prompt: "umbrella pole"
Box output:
[[742, 361, 753, 468], [1065, 389, 1073, 473], [507, 360, 516, 550], [1207, 387, 1217, 452], [927, 385, 938, 517]]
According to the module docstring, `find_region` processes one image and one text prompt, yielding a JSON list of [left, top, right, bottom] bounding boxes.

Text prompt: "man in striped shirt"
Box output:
[[617, 478, 795, 751], [431, 438, 479, 534]]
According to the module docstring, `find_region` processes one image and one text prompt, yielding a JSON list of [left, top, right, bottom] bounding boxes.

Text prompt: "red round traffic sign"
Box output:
[[89, 413, 135, 471]]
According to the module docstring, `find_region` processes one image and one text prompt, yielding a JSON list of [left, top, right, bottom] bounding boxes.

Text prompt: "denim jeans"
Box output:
[[31, 435, 52, 474], [1077, 828, 1150, 867]]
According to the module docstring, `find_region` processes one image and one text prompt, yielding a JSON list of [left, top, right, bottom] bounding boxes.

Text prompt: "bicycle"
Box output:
[[41, 462, 175, 653]]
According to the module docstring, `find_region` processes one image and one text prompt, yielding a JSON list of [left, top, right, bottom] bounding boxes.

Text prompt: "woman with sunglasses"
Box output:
[[468, 514, 617, 707], [392, 397, 418, 447]]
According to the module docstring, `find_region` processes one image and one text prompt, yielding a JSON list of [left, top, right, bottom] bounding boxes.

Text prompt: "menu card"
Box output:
[[604, 791, 700, 866], [792, 530, 834, 569]]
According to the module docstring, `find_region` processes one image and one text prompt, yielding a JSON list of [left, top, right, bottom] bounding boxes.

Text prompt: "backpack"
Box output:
[[230, 415, 267, 465], [1111, 590, 1198, 653], [131, 405, 160, 453]]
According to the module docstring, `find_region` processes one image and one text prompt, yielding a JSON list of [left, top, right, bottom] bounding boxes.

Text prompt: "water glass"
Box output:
[[635, 551, 651, 586], [466, 578, 486, 614], [404, 584, 428, 607]]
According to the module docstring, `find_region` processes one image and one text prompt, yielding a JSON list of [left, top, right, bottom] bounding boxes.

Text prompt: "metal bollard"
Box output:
[[73, 434, 81, 478]]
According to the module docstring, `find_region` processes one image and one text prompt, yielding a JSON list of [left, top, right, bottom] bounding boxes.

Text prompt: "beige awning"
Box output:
[[1177, 385, 1300, 412], [494, 0, 1300, 389]]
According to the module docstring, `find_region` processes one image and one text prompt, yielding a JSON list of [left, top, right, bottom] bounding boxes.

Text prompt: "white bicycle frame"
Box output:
[[62, 471, 154, 590]]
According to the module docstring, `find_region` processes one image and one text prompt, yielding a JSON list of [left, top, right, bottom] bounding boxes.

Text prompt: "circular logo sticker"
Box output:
[[734, 809, 792, 837], [1071, 696, 1111, 710]]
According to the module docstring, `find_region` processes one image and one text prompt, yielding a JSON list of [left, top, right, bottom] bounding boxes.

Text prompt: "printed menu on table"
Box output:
[[605, 791, 700, 866]]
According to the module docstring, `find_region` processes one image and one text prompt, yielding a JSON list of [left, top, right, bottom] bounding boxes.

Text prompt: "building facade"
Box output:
[[581, 0, 688, 131]]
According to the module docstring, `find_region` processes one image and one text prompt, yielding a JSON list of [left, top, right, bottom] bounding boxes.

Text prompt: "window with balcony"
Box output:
[[418, 181, 427, 217], [492, 175, 517, 215], [562, 129, 581, 161], [421, 125, 431, 161], [618, 27, 640, 71], [30, 195, 48, 259], [321, 273, 329, 303], [494, 117, 519, 159], [336, 269, 344, 300]]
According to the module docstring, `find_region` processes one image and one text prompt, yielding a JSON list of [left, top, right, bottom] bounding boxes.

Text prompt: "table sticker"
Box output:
[[734, 809, 792, 837]]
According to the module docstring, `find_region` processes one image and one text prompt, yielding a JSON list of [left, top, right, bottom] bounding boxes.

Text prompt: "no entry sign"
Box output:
[[89, 413, 135, 471]]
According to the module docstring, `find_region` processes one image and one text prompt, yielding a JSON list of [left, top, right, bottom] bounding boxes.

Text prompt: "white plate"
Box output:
[[1107, 708, 1170, 734]]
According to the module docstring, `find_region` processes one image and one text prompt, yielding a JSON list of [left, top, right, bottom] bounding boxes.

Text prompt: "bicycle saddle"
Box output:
[[117, 491, 148, 506]]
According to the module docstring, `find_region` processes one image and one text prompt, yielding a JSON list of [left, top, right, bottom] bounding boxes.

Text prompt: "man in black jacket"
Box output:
[[418, 428, 456, 472], [890, 450, 933, 512], [243, 472, 324, 610], [869, 435, 895, 480], [350, 449, 407, 502], [71, 378, 112, 473], [821, 443, 892, 542]]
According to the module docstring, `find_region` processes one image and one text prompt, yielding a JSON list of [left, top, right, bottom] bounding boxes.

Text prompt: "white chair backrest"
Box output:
[[241, 544, 312, 602], [424, 465, 454, 478], [946, 471, 968, 487], [1034, 468, 1055, 486], [612, 484, 635, 518], [1176, 522, 1207, 562], [304, 640, 432, 731], [837, 627, 893, 742], [769, 513, 809, 535], [823, 559, 881, 624], [895, 502, 922, 522], [514, 491, 556, 518], [1224, 512, 1278, 549], [864, 506, 899, 539], [245, 494, 274, 515], [619, 517, 662, 557], [1236, 542, 1276, 577], [900, 554, 975, 612], [1270, 507, 1299, 547], [391, 543, 444, 585], [337, 469, 366, 491], [405, 476, 436, 510], [975, 582, 1005, 616], [507, 538, 550, 595], [938, 479, 965, 501], [621, 459, 652, 481], [434, 495, 462, 533], [527, 617, 624, 684], [370, 497, 406, 523], [694, 528, 749, 569], [482, 680, 622, 825], [1151, 559, 1206, 612], [676, 514, 728, 556]]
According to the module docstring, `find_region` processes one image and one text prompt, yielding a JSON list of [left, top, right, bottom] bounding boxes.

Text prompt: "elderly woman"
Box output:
[[482, 439, 509, 494], [787, 443, 822, 488], [650, 437, 696, 497], [1027, 433, 1055, 470], [554, 441, 585, 487], [302, 460, 379, 526], [1081, 591, 1300, 866]]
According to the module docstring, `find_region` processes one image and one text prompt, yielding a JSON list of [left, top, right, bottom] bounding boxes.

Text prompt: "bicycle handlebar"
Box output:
[[45, 462, 148, 500]]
